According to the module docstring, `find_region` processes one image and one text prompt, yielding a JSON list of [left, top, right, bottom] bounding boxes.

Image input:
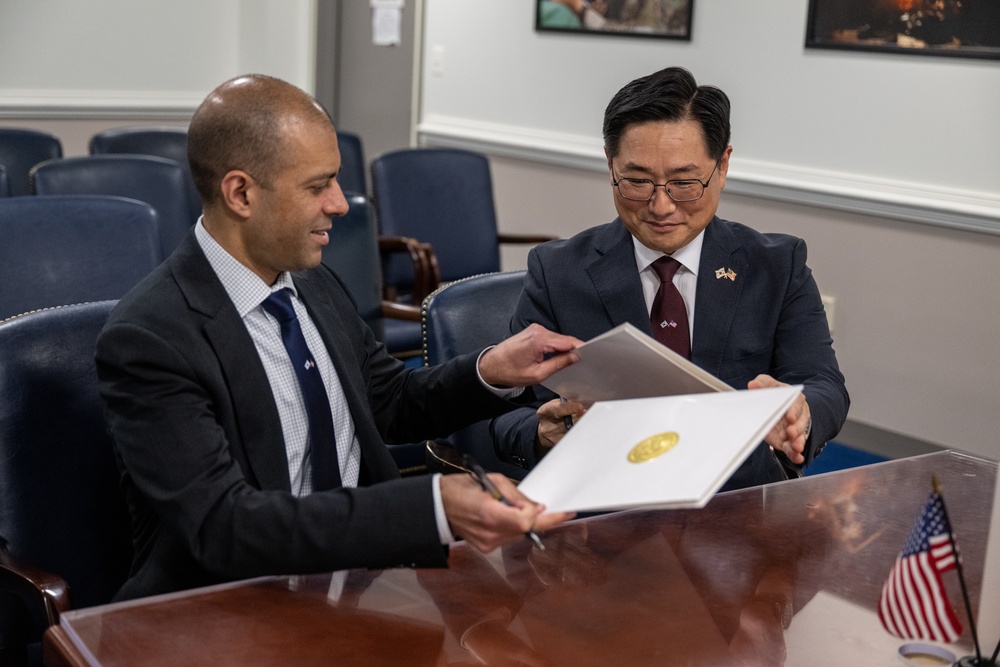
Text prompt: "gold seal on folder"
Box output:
[[627, 432, 679, 463]]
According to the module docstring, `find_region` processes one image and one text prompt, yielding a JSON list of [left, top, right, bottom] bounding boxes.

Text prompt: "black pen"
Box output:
[[560, 396, 574, 432], [462, 454, 545, 550]]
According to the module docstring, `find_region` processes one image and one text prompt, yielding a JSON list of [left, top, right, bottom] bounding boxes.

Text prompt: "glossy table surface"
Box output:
[[46, 451, 997, 666]]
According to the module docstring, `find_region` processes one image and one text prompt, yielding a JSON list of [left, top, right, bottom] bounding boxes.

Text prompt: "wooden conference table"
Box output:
[[45, 451, 996, 666]]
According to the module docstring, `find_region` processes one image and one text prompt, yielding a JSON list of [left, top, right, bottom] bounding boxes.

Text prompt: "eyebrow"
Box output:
[[617, 161, 703, 178], [300, 171, 338, 187]]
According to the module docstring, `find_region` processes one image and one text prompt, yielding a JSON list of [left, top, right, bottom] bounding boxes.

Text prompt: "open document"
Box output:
[[541, 323, 731, 403], [518, 385, 802, 512]]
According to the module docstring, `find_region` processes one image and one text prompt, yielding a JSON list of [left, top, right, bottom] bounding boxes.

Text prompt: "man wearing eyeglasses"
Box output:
[[491, 66, 849, 488]]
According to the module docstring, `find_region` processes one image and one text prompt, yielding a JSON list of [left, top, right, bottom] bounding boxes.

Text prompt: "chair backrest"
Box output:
[[0, 129, 63, 197], [31, 154, 194, 257], [336, 131, 367, 197], [371, 147, 501, 290], [88, 126, 202, 225], [422, 271, 528, 478], [0, 165, 9, 197], [0, 195, 163, 320], [321, 192, 384, 340], [0, 301, 132, 634]]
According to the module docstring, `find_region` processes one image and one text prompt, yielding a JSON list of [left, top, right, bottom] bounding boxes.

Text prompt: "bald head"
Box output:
[[188, 74, 333, 206]]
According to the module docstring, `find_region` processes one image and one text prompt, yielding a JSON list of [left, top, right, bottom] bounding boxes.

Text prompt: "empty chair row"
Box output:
[[0, 195, 163, 321], [0, 128, 62, 197], [31, 155, 194, 257]]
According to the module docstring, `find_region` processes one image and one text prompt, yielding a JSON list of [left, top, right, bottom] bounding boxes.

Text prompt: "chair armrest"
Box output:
[[44, 624, 91, 667], [378, 236, 442, 303], [497, 232, 558, 245], [381, 301, 422, 322], [0, 548, 70, 627]]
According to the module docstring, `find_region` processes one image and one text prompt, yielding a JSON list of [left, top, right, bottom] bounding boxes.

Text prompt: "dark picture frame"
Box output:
[[535, 0, 694, 41], [805, 0, 1000, 60]]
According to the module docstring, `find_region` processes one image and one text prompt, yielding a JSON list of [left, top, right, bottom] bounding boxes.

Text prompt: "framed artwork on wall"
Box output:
[[805, 0, 1000, 60], [536, 0, 693, 41]]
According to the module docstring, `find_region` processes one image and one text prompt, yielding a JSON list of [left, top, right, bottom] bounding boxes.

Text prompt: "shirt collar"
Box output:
[[632, 228, 705, 276], [195, 218, 297, 318]]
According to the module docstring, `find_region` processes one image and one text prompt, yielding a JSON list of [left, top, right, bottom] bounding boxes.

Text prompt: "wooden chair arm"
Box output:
[[44, 624, 90, 667], [381, 301, 422, 322], [378, 235, 441, 304], [414, 241, 441, 302], [497, 232, 558, 245], [0, 548, 70, 627]]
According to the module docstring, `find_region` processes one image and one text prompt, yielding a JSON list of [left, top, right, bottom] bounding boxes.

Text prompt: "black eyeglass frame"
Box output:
[[610, 159, 721, 203]]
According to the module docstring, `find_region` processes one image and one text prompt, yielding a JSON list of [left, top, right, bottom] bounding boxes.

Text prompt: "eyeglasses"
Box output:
[[611, 160, 721, 203]]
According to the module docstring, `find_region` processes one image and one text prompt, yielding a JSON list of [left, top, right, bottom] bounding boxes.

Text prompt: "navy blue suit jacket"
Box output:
[[491, 217, 849, 489], [97, 232, 518, 600]]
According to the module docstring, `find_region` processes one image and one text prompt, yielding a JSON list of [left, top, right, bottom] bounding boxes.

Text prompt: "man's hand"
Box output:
[[478, 324, 582, 388], [748, 374, 810, 465], [440, 473, 574, 553], [536, 398, 587, 451]]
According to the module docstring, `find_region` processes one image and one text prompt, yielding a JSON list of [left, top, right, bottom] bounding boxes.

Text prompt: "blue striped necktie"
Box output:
[[261, 288, 341, 491]]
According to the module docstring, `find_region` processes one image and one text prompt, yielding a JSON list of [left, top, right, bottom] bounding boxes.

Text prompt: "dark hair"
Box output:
[[602, 67, 730, 161], [187, 74, 332, 205]]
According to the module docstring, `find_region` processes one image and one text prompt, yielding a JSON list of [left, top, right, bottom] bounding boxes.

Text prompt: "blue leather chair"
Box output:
[[336, 131, 367, 197], [88, 126, 202, 225], [0, 166, 9, 197], [0, 301, 131, 665], [0, 129, 62, 197], [324, 192, 434, 362], [422, 271, 529, 479], [370, 148, 554, 301], [323, 192, 386, 339], [322, 193, 429, 473], [0, 195, 162, 320], [31, 155, 194, 257]]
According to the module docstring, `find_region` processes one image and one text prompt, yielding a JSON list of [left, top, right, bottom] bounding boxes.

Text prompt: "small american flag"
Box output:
[[878, 491, 962, 643]]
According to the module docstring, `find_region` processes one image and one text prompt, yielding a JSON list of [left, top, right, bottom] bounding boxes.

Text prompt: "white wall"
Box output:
[[0, 0, 316, 119], [419, 0, 1000, 234]]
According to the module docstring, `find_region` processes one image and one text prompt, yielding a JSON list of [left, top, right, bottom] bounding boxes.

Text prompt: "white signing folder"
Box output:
[[541, 323, 731, 404], [518, 385, 802, 513]]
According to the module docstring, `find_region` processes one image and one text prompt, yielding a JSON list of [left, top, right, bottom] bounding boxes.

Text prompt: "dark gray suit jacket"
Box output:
[[492, 217, 849, 489], [97, 233, 517, 600]]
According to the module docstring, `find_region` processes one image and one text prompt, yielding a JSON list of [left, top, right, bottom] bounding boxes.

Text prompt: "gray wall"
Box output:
[[324, 0, 419, 170]]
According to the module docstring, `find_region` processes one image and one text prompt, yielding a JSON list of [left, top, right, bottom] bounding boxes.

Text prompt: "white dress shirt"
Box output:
[[632, 230, 705, 345]]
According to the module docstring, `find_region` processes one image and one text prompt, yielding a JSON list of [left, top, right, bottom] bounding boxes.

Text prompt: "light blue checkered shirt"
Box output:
[[195, 221, 360, 496]]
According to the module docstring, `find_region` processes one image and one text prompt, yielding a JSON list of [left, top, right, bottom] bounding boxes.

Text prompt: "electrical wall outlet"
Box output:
[[430, 45, 446, 76], [821, 294, 836, 334]]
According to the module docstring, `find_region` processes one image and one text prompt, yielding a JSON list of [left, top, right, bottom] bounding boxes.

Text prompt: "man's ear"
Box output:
[[604, 146, 614, 185], [218, 170, 255, 219], [717, 145, 733, 191]]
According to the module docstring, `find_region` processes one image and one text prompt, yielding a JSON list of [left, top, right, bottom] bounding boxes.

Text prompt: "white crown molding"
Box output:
[[0, 89, 200, 120], [418, 116, 1000, 237]]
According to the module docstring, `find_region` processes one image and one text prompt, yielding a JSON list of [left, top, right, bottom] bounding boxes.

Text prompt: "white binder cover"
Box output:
[[541, 323, 731, 404], [518, 385, 802, 513]]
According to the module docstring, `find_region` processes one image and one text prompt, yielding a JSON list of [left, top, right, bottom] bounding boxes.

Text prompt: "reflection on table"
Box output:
[[46, 451, 996, 667]]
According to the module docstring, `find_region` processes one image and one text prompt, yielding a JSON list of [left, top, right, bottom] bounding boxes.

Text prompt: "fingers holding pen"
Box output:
[[536, 398, 587, 450]]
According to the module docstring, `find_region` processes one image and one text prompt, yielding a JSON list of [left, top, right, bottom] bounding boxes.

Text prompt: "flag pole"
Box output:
[[934, 475, 984, 664]]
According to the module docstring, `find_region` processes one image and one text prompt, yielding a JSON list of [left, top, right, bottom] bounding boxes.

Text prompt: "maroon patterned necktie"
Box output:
[[649, 256, 691, 359]]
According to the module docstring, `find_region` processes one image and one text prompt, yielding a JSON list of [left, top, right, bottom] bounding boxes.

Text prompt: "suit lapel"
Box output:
[[292, 272, 392, 480], [587, 220, 652, 333], [170, 235, 291, 492], [693, 218, 746, 376]]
